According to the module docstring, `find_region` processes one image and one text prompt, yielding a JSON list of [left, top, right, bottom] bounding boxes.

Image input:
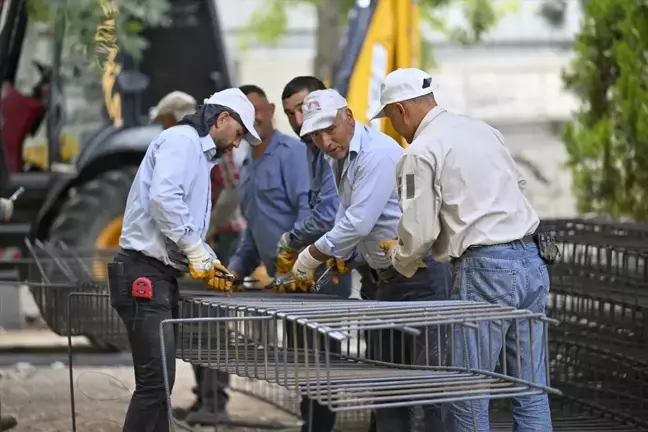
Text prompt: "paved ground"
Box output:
[[0, 361, 302, 432]]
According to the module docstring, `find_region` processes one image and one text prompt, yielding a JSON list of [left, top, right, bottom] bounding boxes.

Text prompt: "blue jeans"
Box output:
[[373, 257, 452, 432], [445, 241, 552, 432]]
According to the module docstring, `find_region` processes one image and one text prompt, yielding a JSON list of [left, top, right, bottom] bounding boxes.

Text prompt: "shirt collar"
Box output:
[[413, 105, 446, 141], [349, 121, 364, 155], [243, 129, 280, 165], [199, 135, 218, 160]]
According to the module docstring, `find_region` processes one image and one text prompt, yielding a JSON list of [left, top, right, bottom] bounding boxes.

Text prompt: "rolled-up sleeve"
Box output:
[[290, 155, 338, 248], [148, 135, 201, 251], [392, 152, 442, 277], [315, 153, 395, 260]]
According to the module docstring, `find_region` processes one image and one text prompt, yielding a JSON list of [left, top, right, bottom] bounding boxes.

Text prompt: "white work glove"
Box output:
[[185, 241, 234, 292], [0, 198, 13, 222], [291, 247, 324, 281]]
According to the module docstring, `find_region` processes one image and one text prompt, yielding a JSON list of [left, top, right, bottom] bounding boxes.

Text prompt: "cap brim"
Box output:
[[299, 112, 336, 137], [240, 115, 261, 146], [369, 104, 387, 121]]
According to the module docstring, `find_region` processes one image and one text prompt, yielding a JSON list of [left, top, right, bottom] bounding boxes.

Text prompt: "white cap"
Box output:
[[299, 89, 348, 137], [370, 68, 438, 120], [204, 88, 261, 146], [149, 91, 196, 122]]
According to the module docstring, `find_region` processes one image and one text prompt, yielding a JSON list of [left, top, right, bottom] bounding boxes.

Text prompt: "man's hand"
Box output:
[[275, 233, 298, 274], [205, 261, 234, 292], [326, 257, 352, 276], [185, 241, 218, 282], [272, 274, 312, 293], [379, 238, 398, 257], [0, 198, 14, 222], [291, 247, 324, 281]]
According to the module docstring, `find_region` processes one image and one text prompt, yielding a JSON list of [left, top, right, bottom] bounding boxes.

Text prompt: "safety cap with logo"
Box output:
[[149, 91, 197, 123], [370, 68, 438, 120], [299, 89, 348, 137], [204, 88, 262, 146]]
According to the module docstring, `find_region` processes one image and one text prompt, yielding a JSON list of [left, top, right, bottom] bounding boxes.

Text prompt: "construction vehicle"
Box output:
[[0, 0, 419, 283]]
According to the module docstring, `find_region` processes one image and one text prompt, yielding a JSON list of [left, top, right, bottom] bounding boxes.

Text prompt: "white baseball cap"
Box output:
[[370, 68, 438, 120], [149, 91, 196, 122], [299, 89, 348, 137], [204, 88, 261, 146]]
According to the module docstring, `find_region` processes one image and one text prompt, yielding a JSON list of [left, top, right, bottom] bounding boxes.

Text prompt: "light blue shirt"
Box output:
[[288, 144, 339, 248], [314, 122, 403, 270], [120, 125, 218, 271], [228, 130, 310, 277]]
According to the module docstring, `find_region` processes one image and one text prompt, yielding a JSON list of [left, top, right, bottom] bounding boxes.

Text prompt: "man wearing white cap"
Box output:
[[373, 68, 553, 431], [290, 88, 451, 432], [112, 87, 261, 432]]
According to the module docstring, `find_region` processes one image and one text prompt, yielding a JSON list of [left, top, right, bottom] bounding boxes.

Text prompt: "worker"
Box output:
[[277, 76, 351, 432], [288, 88, 451, 432], [110, 87, 260, 432], [226, 84, 338, 432], [277, 76, 351, 296], [372, 68, 554, 431], [147, 91, 238, 426]]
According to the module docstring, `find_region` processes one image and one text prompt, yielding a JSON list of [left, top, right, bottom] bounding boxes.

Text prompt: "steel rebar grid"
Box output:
[[164, 297, 561, 416]]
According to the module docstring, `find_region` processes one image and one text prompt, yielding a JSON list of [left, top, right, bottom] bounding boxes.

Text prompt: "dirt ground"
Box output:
[[0, 361, 302, 432]]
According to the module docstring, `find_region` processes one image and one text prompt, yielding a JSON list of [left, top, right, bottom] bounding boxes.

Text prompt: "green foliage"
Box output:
[[239, 0, 518, 69], [562, 0, 648, 219], [27, 0, 169, 65]]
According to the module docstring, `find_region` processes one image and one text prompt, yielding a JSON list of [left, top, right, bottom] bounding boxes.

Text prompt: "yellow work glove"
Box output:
[[325, 258, 350, 285], [272, 277, 313, 293], [275, 232, 298, 274], [205, 261, 234, 293], [276, 252, 297, 274], [379, 238, 398, 257]]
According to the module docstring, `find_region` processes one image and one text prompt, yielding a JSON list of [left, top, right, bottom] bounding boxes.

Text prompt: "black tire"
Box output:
[[48, 167, 138, 352], [49, 167, 138, 248]]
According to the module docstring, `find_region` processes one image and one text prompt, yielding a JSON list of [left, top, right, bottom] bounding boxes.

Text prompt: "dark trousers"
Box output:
[[192, 365, 230, 411], [370, 258, 452, 432], [110, 250, 181, 432], [357, 264, 379, 432]]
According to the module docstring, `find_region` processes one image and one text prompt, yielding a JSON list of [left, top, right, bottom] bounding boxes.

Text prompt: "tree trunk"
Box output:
[[313, 0, 342, 84]]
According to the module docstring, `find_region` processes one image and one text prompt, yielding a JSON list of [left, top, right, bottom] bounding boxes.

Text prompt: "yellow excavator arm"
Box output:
[[334, 0, 420, 148]]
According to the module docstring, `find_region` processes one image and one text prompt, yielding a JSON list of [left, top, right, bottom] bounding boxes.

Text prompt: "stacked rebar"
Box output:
[[539, 219, 648, 428]]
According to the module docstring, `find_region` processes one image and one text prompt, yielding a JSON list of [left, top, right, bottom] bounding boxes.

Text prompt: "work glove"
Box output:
[[325, 258, 352, 285], [291, 247, 323, 281], [0, 198, 13, 222], [275, 233, 297, 274], [272, 274, 312, 293], [205, 261, 235, 293], [224, 269, 245, 293], [379, 239, 398, 258], [185, 241, 234, 292]]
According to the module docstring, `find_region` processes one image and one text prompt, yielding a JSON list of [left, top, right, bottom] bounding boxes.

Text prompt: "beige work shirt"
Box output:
[[391, 106, 539, 277]]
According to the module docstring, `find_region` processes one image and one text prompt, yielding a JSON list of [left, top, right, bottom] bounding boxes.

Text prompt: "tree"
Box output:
[[27, 0, 169, 68], [238, 0, 517, 84], [562, 0, 648, 219]]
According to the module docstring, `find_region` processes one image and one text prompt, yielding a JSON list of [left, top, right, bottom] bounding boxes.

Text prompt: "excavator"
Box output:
[[0, 0, 418, 282]]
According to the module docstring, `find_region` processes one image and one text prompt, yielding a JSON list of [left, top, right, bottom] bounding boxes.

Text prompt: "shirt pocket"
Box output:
[[257, 165, 285, 200]]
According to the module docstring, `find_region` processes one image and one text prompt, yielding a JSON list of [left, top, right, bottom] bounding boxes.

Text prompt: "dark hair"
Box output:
[[281, 76, 326, 100], [239, 84, 267, 99]]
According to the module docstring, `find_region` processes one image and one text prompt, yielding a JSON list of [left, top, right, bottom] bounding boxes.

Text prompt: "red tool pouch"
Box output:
[[132, 277, 153, 300]]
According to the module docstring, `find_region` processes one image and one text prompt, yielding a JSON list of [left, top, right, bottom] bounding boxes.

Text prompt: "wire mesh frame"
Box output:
[[158, 298, 562, 431], [25, 240, 369, 430]]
